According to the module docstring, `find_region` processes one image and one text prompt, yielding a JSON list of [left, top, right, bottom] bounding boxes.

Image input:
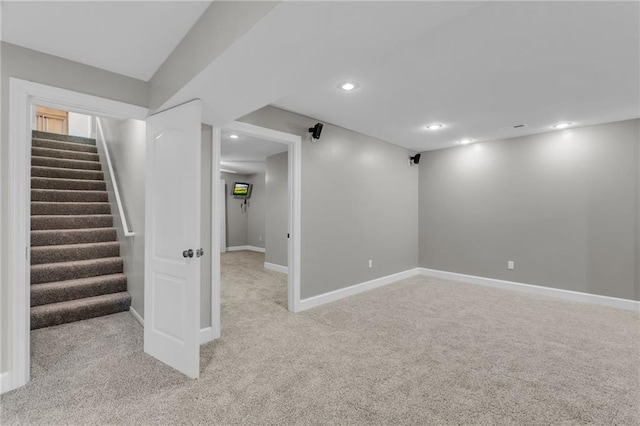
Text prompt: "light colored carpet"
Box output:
[[2, 250, 638, 424]]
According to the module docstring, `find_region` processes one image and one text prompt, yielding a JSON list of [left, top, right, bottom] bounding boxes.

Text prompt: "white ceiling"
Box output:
[[4, 2, 637, 153], [1, 1, 211, 81], [221, 132, 287, 175], [274, 2, 640, 152], [159, 1, 481, 125]]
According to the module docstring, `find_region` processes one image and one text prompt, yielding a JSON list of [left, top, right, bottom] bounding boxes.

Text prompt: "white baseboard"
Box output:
[[130, 307, 216, 344], [295, 266, 639, 314], [200, 327, 214, 345], [298, 268, 421, 311], [129, 306, 144, 326], [264, 262, 288, 274], [226, 245, 265, 253], [0, 371, 13, 394], [419, 268, 640, 312]]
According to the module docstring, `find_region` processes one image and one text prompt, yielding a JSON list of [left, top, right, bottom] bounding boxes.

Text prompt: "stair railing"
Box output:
[[95, 118, 135, 237]]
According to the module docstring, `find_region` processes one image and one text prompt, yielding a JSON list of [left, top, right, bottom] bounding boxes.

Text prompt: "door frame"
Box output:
[[3, 78, 148, 393], [219, 179, 227, 254], [211, 121, 302, 337]]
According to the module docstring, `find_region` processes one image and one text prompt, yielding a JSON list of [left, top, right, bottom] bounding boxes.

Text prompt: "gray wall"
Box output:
[[0, 42, 149, 373], [265, 152, 288, 267], [418, 119, 640, 301], [238, 106, 420, 299], [222, 172, 265, 249], [201, 126, 213, 328], [222, 172, 249, 247], [246, 173, 266, 249], [97, 117, 147, 324]]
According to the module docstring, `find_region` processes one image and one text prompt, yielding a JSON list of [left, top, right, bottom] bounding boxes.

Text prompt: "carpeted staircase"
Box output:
[[30, 130, 131, 329]]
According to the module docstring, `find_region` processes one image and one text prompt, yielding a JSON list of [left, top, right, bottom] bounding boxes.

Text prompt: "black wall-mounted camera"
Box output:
[[309, 123, 324, 140]]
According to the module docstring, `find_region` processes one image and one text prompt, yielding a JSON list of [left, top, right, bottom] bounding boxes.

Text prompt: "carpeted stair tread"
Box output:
[[32, 177, 107, 191], [31, 274, 127, 306], [31, 201, 111, 216], [30, 292, 130, 329], [31, 189, 108, 203], [31, 241, 120, 265], [31, 165, 104, 181], [32, 138, 98, 154], [31, 165, 103, 181], [29, 130, 130, 329], [32, 146, 99, 162], [31, 257, 124, 284], [31, 228, 117, 246], [32, 130, 96, 145], [31, 155, 102, 171], [31, 214, 113, 230]]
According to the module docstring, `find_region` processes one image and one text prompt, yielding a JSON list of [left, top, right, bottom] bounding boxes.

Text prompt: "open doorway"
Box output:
[[210, 121, 301, 338], [219, 131, 289, 313], [5, 79, 148, 393], [30, 106, 135, 330]]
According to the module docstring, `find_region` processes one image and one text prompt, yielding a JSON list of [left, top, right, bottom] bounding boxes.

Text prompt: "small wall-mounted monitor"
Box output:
[[232, 182, 252, 198]]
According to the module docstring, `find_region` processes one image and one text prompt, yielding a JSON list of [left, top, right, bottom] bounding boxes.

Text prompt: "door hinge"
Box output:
[[287, 233, 290, 238]]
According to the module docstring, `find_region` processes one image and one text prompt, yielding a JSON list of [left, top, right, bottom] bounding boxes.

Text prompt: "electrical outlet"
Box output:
[[368, 259, 373, 268], [508, 260, 515, 270]]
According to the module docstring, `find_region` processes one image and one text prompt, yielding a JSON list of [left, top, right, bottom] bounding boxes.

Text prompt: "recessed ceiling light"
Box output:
[[229, 134, 239, 139], [552, 122, 573, 129], [426, 123, 444, 130], [457, 138, 474, 145], [338, 81, 359, 91]]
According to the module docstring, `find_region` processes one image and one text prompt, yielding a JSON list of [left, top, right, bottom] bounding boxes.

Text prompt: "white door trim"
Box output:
[[220, 179, 226, 254], [4, 78, 148, 393], [211, 121, 302, 339], [211, 128, 222, 339]]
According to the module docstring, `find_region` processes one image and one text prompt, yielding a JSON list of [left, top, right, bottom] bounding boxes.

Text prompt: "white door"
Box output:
[[144, 100, 202, 379]]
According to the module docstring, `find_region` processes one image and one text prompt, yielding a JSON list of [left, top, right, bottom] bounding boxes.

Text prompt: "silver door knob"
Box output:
[[183, 249, 194, 258]]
